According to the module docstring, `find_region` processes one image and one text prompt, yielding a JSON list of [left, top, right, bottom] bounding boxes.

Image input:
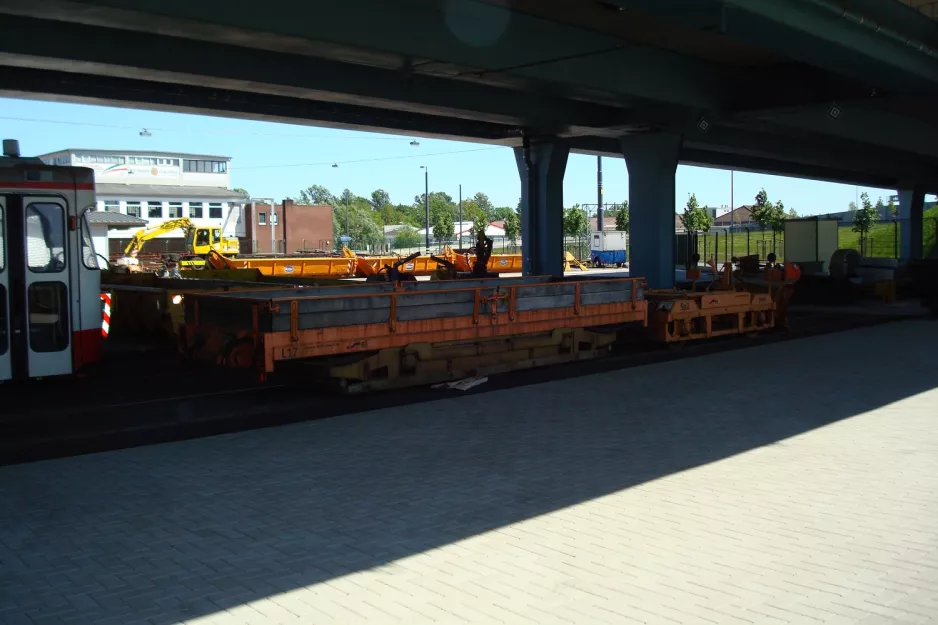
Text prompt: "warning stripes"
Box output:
[[101, 292, 111, 338]]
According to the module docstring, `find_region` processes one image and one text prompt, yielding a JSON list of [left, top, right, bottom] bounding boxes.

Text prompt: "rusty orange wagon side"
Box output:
[[181, 276, 647, 390]]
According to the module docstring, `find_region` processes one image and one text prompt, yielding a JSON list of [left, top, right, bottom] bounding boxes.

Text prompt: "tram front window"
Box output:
[[26, 203, 65, 273]]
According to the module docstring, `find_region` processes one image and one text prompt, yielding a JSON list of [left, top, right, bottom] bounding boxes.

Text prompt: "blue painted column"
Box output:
[[514, 137, 570, 277], [897, 185, 925, 261], [621, 133, 682, 289]]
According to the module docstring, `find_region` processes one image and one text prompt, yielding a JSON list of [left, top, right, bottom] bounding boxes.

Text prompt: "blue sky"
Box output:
[[1, 97, 900, 215]]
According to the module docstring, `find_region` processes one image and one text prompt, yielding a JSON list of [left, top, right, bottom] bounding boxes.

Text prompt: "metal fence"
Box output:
[[683, 218, 938, 266]]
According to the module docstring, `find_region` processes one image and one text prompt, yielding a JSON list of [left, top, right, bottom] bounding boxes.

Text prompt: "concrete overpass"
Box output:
[[2, 0, 938, 285]]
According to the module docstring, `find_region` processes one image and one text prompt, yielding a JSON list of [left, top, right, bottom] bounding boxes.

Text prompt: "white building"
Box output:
[[38, 149, 248, 256]]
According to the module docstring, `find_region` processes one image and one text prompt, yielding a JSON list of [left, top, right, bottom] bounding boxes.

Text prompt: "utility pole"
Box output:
[[421, 166, 430, 254], [730, 170, 734, 259], [596, 156, 603, 233], [459, 184, 463, 247]]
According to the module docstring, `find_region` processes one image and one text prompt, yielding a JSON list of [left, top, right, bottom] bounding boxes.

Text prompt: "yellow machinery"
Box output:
[[563, 251, 589, 272], [124, 218, 240, 263]]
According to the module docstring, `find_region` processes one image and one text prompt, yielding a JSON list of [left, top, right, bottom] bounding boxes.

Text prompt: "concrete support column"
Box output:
[[898, 185, 926, 261], [621, 133, 682, 289], [514, 137, 570, 277]]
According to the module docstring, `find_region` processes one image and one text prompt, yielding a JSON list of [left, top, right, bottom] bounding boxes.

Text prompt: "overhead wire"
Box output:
[[234, 146, 507, 170], [0, 115, 412, 140]]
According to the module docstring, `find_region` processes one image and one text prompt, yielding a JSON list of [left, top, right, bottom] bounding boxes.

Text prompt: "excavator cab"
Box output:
[[189, 228, 212, 255]]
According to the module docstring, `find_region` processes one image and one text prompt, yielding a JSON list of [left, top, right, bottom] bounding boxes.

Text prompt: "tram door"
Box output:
[[0, 197, 8, 381], [1, 195, 73, 380]]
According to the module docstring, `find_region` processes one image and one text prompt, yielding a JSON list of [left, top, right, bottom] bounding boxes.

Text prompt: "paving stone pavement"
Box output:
[[1, 320, 937, 625]]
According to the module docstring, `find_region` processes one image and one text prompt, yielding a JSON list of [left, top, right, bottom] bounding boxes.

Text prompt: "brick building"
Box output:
[[242, 200, 334, 254]]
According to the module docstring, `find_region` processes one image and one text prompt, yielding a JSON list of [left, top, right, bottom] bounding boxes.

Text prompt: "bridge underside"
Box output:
[[2, 0, 938, 283]]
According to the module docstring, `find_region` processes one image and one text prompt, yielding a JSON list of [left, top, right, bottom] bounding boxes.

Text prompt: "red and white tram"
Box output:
[[0, 139, 103, 381]]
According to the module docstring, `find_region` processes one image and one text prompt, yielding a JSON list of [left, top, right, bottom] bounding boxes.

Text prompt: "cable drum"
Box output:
[[829, 248, 860, 279]]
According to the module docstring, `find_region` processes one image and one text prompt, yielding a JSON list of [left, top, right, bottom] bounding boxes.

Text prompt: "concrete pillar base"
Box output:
[[621, 133, 682, 290], [514, 137, 570, 277]]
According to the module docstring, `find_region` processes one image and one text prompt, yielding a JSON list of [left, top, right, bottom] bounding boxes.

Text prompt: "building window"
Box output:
[[183, 159, 227, 173], [271, 212, 279, 226], [147, 201, 163, 219], [80, 154, 125, 165], [129, 156, 178, 166], [258, 212, 267, 226], [188, 202, 204, 219], [168, 202, 183, 219], [208, 203, 223, 219], [126, 202, 141, 218], [103, 201, 120, 213]]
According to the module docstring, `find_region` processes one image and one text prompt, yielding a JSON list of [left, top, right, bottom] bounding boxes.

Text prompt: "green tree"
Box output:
[[392, 226, 422, 248], [232, 187, 249, 198], [751, 188, 784, 232], [770, 200, 786, 232], [334, 203, 383, 251], [681, 193, 714, 232], [788, 207, 799, 219], [370, 189, 391, 213], [875, 196, 886, 212], [614, 201, 630, 232], [492, 206, 515, 220], [298, 184, 335, 206], [853, 191, 880, 243], [431, 205, 454, 247], [339, 188, 356, 208], [473, 192, 495, 219], [848, 201, 858, 213], [888, 197, 898, 218], [459, 199, 483, 225], [563, 204, 589, 237], [504, 210, 520, 244], [470, 211, 489, 241]]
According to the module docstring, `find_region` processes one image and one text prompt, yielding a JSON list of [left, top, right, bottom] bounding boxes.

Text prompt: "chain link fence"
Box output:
[[682, 217, 938, 266]]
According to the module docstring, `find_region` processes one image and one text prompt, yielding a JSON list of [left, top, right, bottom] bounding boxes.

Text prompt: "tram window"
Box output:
[[26, 203, 65, 274], [28, 282, 69, 352], [0, 203, 5, 271], [80, 208, 101, 270]]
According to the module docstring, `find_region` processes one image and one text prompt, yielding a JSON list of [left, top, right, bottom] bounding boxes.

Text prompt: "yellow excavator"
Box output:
[[122, 218, 240, 270]]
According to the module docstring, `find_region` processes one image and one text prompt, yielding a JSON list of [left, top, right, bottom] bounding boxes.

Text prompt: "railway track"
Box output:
[[0, 311, 912, 466]]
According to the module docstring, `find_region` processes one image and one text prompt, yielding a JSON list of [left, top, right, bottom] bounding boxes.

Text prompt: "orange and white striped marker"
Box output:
[[101, 292, 111, 338]]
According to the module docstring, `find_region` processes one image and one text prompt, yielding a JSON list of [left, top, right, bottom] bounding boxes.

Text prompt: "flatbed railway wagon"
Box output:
[[180, 275, 648, 391]]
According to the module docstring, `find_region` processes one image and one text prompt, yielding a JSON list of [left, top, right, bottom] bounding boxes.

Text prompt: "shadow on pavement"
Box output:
[[0, 320, 936, 624]]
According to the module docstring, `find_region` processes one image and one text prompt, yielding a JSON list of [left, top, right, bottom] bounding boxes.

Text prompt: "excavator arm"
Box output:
[[124, 218, 196, 255]]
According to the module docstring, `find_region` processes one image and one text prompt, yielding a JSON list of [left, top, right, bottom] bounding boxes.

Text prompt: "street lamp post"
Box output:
[[421, 166, 430, 253]]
